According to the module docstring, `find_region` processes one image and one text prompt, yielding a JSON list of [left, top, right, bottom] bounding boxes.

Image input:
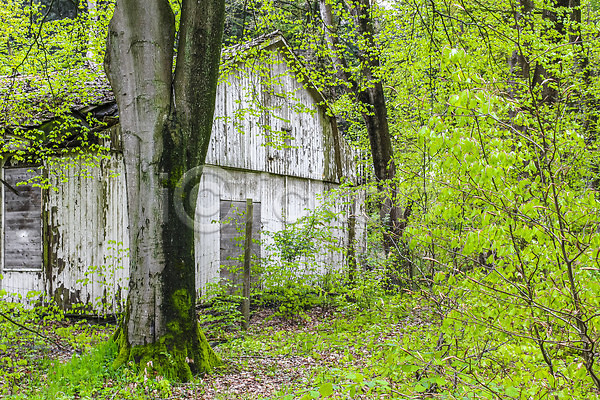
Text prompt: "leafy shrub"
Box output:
[[0, 296, 68, 395], [41, 340, 118, 398], [198, 281, 245, 335], [256, 205, 349, 319], [8, 339, 176, 400]]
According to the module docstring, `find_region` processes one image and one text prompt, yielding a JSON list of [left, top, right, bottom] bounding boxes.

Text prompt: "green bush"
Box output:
[[198, 281, 245, 335]]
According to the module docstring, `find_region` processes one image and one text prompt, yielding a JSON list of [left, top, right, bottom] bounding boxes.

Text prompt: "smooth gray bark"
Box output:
[[104, 0, 225, 379], [105, 0, 175, 346]]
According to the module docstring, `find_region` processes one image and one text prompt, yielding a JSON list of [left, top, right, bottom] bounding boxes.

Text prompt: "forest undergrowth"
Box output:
[[1, 284, 598, 399]]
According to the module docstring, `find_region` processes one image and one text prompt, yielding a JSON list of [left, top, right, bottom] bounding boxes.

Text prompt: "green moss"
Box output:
[[112, 322, 131, 369], [172, 289, 192, 318], [128, 340, 193, 382], [170, 166, 185, 189], [195, 324, 222, 371], [111, 299, 222, 381], [167, 320, 182, 333]]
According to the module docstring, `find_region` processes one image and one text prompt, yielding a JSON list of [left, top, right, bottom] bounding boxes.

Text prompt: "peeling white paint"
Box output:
[[1, 38, 361, 311]]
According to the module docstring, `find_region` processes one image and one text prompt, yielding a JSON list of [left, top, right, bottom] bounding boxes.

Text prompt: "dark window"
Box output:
[[2, 166, 42, 270], [220, 200, 261, 292], [37, 0, 79, 21]]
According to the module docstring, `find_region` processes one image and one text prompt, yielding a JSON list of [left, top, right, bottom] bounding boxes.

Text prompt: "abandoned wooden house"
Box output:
[[0, 32, 361, 312]]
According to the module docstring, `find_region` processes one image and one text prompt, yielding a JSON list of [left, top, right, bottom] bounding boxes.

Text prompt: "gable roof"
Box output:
[[222, 31, 329, 107], [0, 63, 114, 128], [1, 32, 329, 130], [0, 32, 344, 164]]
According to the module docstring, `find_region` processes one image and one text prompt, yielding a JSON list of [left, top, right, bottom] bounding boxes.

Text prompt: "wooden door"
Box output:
[[219, 200, 261, 293]]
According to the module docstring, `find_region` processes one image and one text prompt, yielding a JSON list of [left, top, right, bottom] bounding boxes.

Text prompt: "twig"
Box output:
[[0, 311, 69, 351], [226, 354, 294, 360], [389, 388, 413, 398]]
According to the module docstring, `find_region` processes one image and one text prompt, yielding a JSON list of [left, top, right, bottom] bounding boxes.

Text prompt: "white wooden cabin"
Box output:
[[0, 33, 361, 312]]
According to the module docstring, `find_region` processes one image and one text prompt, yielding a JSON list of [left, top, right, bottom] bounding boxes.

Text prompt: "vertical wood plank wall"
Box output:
[[195, 166, 350, 295], [1, 39, 360, 309], [0, 155, 129, 312], [44, 155, 129, 313]]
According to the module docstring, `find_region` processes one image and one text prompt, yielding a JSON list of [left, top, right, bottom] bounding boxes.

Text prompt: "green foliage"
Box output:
[[8, 338, 178, 400], [8, 291, 600, 398], [257, 204, 348, 320], [240, 292, 598, 399], [0, 295, 116, 396], [376, 0, 600, 393], [200, 193, 381, 323], [198, 281, 245, 336], [4, 0, 600, 395], [1, 0, 114, 188], [0, 299, 60, 394], [227, 0, 600, 393], [33, 340, 118, 399]]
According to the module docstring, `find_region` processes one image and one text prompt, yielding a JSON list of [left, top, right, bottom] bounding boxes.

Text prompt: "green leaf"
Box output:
[[319, 382, 334, 397], [505, 386, 519, 397], [534, 368, 547, 380], [575, 365, 588, 379], [401, 364, 420, 373], [433, 376, 448, 386], [434, 272, 445, 284], [448, 275, 456, 285], [414, 383, 427, 393]]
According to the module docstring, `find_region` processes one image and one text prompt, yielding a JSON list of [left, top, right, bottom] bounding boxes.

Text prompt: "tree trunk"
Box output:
[[319, 0, 403, 254], [104, 0, 225, 381]]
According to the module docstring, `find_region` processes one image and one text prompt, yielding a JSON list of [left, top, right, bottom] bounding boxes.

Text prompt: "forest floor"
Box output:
[[2, 293, 431, 399], [195, 302, 427, 400], [2, 291, 599, 399]]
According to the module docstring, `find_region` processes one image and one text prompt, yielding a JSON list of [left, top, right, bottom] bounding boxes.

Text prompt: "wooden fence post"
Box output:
[[242, 198, 253, 330]]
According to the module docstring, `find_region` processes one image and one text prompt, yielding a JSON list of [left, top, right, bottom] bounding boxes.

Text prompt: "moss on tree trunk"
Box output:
[[113, 305, 221, 380], [104, 0, 225, 381]]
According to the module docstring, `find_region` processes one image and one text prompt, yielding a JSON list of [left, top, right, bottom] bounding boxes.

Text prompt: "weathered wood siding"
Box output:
[[0, 270, 45, 302], [1, 154, 129, 310], [195, 166, 350, 294], [208, 42, 353, 183], [2, 37, 360, 308], [194, 42, 356, 293], [44, 154, 129, 313]]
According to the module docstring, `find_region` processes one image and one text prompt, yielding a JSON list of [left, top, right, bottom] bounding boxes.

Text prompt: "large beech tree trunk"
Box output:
[[104, 0, 225, 381]]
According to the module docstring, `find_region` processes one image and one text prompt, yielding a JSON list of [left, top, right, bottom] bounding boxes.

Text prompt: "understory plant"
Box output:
[[201, 193, 372, 323], [197, 281, 245, 336], [7, 339, 175, 400], [256, 204, 353, 319], [389, 0, 600, 395], [0, 291, 114, 396]]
